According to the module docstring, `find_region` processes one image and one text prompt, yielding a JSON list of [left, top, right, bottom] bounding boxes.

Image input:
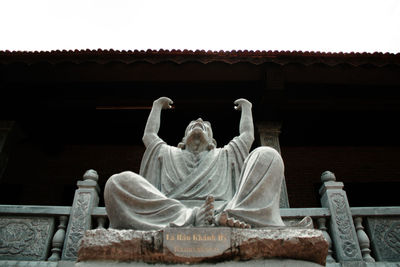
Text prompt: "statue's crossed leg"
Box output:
[[105, 146, 288, 230]]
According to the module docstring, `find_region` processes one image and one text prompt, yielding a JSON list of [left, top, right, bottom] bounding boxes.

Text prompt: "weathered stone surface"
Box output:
[[75, 259, 324, 267], [232, 228, 328, 264], [78, 229, 163, 263], [366, 216, 400, 262], [78, 227, 328, 265], [0, 216, 55, 261]]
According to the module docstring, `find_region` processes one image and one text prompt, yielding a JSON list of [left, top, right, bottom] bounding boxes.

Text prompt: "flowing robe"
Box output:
[[105, 136, 285, 230], [140, 136, 248, 203]]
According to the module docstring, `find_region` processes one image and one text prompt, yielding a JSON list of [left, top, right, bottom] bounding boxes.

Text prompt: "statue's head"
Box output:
[[178, 118, 217, 151]]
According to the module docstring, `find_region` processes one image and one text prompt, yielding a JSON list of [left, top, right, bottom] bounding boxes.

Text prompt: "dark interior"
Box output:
[[1, 52, 399, 208]]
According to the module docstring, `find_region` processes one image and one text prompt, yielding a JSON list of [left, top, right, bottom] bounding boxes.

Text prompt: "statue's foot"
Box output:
[[287, 216, 313, 229], [217, 211, 251, 229], [194, 195, 215, 226]]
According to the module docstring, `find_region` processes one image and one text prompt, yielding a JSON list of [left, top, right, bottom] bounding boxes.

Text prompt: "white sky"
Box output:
[[1, 0, 400, 53]]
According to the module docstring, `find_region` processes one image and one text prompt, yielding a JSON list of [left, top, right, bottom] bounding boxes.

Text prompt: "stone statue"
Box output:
[[104, 97, 286, 230]]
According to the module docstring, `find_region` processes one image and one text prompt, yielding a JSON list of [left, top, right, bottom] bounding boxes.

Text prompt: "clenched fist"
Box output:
[[153, 97, 173, 109], [234, 98, 252, 111]]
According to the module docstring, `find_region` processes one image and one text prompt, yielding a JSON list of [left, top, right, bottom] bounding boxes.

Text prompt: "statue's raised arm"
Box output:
[[142, 96, 173, 147], [106, 95, 313, 231], [234, 98, 255, 150]]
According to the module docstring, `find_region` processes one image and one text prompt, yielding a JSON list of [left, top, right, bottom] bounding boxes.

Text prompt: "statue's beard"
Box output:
[[185, 129, 210, 152]]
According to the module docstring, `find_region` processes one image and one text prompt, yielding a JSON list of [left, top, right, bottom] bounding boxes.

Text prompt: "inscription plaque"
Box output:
[[163, 228, 230, 258]]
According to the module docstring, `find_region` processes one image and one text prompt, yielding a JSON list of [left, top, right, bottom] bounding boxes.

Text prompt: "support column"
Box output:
[[0, 121, 15, 181], [62, 169, 99, 261], [319, 171, 362, 263], [256, 122, 289, 208]]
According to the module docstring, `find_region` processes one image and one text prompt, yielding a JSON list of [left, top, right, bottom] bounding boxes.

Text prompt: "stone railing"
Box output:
[[1, 169, 399, 266], [0, 205, 70, 262]]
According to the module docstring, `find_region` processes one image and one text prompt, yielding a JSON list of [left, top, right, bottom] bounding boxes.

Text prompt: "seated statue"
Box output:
[[104, 97, 286, 230]]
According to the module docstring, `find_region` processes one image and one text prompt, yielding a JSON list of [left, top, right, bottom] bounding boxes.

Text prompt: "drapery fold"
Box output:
[[105, 137, 285, 230]]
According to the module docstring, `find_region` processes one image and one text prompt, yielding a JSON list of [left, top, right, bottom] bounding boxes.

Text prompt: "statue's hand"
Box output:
[[154, 97, 173, 110], [234, 98, 252, 111]]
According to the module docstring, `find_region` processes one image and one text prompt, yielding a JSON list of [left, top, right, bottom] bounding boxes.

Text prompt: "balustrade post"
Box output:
[[61, 169, 100, 261], [317, 217, 335, 263], [354, 217, 375, 262], [319, 171, 363, 262], [48, 215, 68, 261]]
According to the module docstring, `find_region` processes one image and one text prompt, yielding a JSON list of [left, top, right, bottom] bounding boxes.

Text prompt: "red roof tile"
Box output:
[[0, 49, 399, 67]]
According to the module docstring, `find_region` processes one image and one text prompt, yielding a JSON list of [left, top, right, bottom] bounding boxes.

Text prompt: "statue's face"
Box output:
[[184, 118, 213, 144]]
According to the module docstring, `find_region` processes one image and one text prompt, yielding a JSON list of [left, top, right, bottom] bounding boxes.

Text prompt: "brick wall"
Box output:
[[282, 146, 400, 208], [2, 141, 399, 208], [0, 143, 145, 205]]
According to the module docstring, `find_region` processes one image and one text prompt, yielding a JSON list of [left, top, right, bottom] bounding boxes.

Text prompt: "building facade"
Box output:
[[0, 50, 400, 266]]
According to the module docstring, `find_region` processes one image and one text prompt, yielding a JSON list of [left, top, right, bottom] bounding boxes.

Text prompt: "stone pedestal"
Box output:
[[77, 227, 328, 265], [75, 259, 324, 267]]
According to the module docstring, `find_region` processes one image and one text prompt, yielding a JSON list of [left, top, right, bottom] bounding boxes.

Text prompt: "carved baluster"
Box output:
[[354, 217, 375, 262], [48, 215, 68, 261], [317, 217, 335, 263], [96, 216, 106, 229]]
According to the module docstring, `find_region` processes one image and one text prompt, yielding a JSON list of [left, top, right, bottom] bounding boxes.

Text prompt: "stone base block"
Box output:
[[75, 259, 324, 267], [78, 227, 328, 266]]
